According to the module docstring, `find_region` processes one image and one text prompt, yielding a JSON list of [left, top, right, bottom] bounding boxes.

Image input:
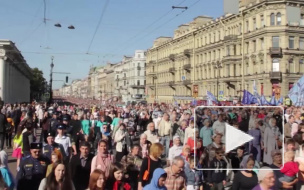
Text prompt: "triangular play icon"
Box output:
[[225, 123, 254, 153]]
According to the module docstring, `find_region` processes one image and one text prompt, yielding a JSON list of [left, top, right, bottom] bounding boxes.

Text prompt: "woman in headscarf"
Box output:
[[232, 155, 258, 190], [252, 167, 275, 190], [263, 118, 282, 165], [143, 168, 167, 190], [91, 140, 114, 178]]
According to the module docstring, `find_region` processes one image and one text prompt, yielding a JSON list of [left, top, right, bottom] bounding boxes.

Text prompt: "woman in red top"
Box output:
[[186, 128, 203, 156], [106, 162, 131, 190]]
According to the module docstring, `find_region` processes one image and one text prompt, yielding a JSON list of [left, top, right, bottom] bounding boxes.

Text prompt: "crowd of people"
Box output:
[[0, 102, 304, 190]]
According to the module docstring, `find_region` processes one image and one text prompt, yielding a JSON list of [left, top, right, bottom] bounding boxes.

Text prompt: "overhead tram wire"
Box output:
[[110, 0, 187, 56], [115, 0, 202, 55], [19, 22, 44, 45], [86, 0, 111, 54], [19, 1, 45, 45], [18, 51, 121, 58]]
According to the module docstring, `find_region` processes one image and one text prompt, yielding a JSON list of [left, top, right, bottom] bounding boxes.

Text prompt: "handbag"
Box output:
[[142, 157, 150, 181]]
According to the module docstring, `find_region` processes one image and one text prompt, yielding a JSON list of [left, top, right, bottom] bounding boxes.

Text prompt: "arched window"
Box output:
[[270, 13, 275, 26], [277, 13, 281, 25]]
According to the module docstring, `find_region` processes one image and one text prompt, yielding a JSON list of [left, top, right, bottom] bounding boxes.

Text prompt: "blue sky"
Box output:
[[0, 0, 222, 89]]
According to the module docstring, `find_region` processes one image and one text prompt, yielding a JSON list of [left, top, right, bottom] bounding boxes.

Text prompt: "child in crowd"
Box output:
[[143, 168, 167, 190], [280, 151, 299, 183]]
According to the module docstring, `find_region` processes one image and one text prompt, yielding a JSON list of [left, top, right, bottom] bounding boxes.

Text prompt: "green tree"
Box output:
[[30, 68, 47, 101]]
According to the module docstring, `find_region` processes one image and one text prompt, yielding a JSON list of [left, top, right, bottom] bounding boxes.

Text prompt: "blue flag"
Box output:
[[242, 90, 258, 105], [288, 75, 304, 106], [207, 91, 218, 105], [260, 95, 270, 105], [253, 81, 261, 105], [270, 96, 283, 106]]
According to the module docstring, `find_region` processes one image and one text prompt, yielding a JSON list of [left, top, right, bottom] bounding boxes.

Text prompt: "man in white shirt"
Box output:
[[55, 124, 72, 160], [184, 119, 195, 145], [153, 112, 162, 133], [212, 113, 226, 144], [158, 113, 172, 157], [144, 122, 160, 144]]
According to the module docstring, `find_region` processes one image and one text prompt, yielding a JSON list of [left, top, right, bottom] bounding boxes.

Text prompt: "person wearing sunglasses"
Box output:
[[207, 148, 227, 190], [16, 142, 50, 190]]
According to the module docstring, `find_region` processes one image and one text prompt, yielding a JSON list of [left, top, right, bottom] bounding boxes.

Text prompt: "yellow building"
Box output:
[[146, 0, 304, 104]]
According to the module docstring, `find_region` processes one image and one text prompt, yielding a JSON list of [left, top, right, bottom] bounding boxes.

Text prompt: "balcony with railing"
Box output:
[[269, 71, 282, 80], [130, 84, 145, 89], [147, 71, 156, 76], [183, 64, 191, 71], [169, 67, 175, 74], [184, 49, 191, 57], [269, 47, 282, 57], [182, 80, 191, 86], [169, 81, 175, 86], [169, 54, 175, 61], [223, 35, 238, 41]]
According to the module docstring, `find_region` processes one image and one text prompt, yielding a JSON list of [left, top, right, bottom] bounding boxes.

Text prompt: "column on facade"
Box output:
[[4, 59, 9, 102], [0, 58, 4, 101]]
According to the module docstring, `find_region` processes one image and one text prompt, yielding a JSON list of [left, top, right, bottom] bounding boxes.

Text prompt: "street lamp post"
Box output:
[[49, 56, 54, 104], [215, 63, 222, 106]]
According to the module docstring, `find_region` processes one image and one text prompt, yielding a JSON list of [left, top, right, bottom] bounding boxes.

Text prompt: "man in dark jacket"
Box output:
[[207, 148, 227, 189], [0, 105, 7, 150], [69, 113, 83, 152], [42, 132, 66, 161], [16, 142, 50, 190], [69, 141, 94, 190]]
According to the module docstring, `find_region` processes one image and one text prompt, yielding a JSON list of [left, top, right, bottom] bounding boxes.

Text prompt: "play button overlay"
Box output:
[[225, 123, 254, 153]]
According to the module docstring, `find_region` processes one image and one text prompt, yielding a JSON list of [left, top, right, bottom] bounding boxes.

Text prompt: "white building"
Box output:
[[114, 50, 146, 103], [0, 40, 32, 103]]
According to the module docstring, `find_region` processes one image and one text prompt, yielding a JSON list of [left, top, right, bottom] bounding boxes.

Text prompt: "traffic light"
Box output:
[[66, 76, 68, 83]]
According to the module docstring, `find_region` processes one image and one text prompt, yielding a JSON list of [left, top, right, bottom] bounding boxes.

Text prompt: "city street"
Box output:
[[2, 0, 304, 190]]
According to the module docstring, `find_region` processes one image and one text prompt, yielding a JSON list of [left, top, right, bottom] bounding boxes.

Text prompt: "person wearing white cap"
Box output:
[[167, 136, 183, 166], [252, 167, 275, 190]]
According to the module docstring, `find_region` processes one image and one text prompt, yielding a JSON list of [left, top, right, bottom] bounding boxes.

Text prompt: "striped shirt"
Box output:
[[164, 167, 186, 190]]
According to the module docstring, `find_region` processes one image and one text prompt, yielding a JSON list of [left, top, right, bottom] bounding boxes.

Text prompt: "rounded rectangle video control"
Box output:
[[193, 106, 285, 171]]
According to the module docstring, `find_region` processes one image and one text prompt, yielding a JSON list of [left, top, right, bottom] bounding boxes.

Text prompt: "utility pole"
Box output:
[[49, 56, 54, 104]]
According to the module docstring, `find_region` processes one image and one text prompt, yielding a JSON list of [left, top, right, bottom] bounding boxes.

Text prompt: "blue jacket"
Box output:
[[185, 166, 203, 187], [0, 167, 14, 190], [143, 168, 167, 190]]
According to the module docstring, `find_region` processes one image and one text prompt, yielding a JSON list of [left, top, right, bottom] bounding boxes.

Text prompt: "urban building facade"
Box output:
[[0, 40, 32, 103], [114, 50, 146, 103], [146, 0, 304, 104], [56, 50, 147, 104]]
